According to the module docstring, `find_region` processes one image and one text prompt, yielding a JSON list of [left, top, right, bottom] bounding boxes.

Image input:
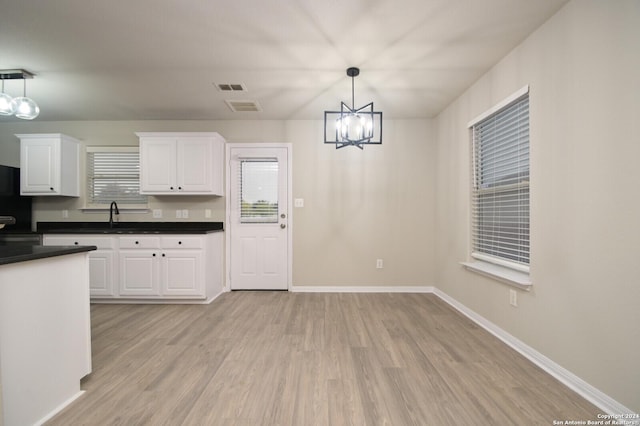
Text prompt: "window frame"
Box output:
[[238, 158, 280, 224], [464, 86, 531, 286]]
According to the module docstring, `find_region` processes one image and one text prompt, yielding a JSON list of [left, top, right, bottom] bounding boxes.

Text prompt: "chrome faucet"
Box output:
[[109, 201, 120, 228]]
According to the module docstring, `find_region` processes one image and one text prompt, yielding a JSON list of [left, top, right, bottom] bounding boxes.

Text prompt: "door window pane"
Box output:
[[239, 160, 278, 223]]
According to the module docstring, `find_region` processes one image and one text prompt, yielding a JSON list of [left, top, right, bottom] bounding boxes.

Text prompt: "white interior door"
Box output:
[[228, 146, 290, 290]]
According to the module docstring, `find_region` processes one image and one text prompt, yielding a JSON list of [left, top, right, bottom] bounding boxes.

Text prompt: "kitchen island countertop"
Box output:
[[0, 245, 97, 266]]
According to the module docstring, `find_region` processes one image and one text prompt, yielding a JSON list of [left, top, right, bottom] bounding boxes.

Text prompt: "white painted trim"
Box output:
[[291, 285, 434, 293], [34, 390, 85, 426], [431, 287, 634, 416], [467, 85, 530, 127], [461, 261, 532, 289], [224, 143, 293, 292], [91, 297, 216, 305]]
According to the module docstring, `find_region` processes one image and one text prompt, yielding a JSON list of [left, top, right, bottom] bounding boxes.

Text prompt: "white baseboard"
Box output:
[[91, 296, 215, 305], [431, 287, 634, 416], [290, 285, 434, 293], [35, 390, 85, 426]]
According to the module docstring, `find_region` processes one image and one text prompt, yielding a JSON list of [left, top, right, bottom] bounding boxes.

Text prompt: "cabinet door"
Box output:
[[43, 235, 117, 298], [119, 250, 160, 296], [140, 138, 177, 194], [176, 138, 213, 193], [89, 250, 116, 297], [161, 250, 205, 297], [20, 138, 59, 194]]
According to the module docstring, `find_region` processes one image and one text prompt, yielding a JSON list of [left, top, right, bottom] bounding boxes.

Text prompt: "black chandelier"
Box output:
[[324, 67, 382, 149]]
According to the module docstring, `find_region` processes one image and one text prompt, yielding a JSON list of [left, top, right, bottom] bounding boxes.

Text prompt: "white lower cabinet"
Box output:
[[119, 249, 160, 296], [43, 235, 116, 297], [44, 232, 222, 302], [88, 251, 116, 297], [162, 250, 204, 296]]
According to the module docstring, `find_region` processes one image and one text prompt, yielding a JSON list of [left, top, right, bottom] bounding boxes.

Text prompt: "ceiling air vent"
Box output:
[[214, 83, 247, 92], [225, 100, 262, 113]]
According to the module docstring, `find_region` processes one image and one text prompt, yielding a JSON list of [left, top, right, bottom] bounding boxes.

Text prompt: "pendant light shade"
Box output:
[[0, 69, 40, 120], [11, 96, 40, 120], [0, 81, 16, 116]]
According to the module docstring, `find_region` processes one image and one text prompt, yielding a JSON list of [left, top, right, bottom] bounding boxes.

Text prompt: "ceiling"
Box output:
[[0, 0, 568, 122]]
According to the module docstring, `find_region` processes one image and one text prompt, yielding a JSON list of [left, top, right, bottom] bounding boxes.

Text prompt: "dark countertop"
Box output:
[[0, 245, 97, 266], [37, 221, 224, 235], [0, 216, 16, 226]]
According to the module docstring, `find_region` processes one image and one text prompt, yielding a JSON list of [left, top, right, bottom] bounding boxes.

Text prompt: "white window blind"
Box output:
[[471, 91, 529, 271], [87, 148, 147, 205], [239, 159, 279, 223]]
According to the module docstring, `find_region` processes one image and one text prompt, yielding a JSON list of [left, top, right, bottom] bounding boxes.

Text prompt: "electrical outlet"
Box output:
[[376, 259, 384, 269], [152, 209, 162, 219], [182, 209, 189, 219], [294, 198, 304, 208], [62, 210, 69, 219], [176, 210, 182, 219], [509, 289, 518, 307], [205, 209, 212, 219]]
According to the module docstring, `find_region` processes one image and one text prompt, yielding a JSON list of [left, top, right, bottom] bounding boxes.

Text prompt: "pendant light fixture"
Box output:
[[324, 67, 382, 149], [0, 69, 40, 120]]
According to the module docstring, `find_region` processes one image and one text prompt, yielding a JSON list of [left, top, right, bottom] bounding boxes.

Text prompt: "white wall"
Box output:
[[287, 119, 435, 287], [0, 118, 436, 289], [435, 0, 640, 411]]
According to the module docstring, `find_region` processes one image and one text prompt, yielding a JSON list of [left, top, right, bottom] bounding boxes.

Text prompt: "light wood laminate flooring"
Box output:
[[47, 292, 601, 425]]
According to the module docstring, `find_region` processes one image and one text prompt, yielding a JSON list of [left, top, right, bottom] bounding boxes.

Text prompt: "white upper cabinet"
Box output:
[[17, 133, 80, 196], [137, 132, 225, 195]]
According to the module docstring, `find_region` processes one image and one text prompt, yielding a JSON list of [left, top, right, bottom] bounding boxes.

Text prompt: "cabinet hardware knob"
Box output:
[[162, 253, 165, 257], [178, 241, 182, 244], [50, 187, 54, 191], [170, 186, 174, 190], [135, 241, 139, 244], [152, 253, 156, 257], [178, 186, 182, 190], [74, 242, 78, 245]]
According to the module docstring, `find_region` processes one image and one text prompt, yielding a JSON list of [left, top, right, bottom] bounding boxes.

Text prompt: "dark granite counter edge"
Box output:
[[0, 245, 97, 266], [37, 221, 224, 234]]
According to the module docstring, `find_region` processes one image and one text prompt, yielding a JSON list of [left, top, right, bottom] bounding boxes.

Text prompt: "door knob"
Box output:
[[280, 223, 286, 229]]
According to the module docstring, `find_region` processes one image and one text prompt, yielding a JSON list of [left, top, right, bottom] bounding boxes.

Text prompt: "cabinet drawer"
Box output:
[[119, 236, 160, 249], [161, 236, 204, 249], [44, 235, 115, 249]]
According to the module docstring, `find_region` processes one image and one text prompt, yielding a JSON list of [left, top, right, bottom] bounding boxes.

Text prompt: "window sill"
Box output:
[[460, 261, 532, 290]]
